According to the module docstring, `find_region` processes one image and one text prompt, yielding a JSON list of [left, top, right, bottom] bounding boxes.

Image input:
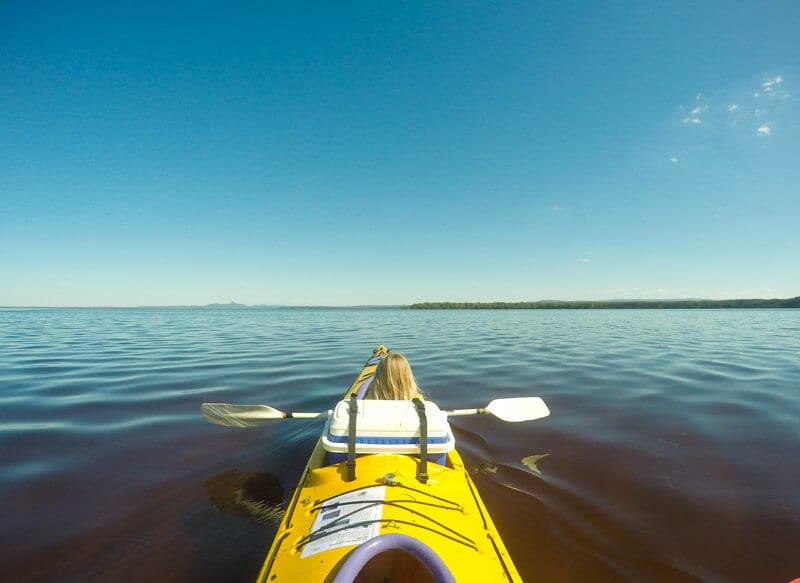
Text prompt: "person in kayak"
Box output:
[[366, 352, 423, 400]]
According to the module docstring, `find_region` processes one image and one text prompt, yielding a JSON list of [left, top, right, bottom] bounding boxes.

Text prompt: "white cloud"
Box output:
[[578, 257, 590, 264], [670, 157, 679, 163], [760, 75, 789, 100], [677, 75, 788, 147], [762, 75, 783, 91]]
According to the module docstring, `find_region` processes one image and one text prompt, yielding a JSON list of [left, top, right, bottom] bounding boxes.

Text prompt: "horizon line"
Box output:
[[2, 296, 798, 309]]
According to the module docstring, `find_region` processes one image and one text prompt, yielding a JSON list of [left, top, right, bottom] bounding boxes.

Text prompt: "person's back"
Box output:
[[367, 353, 422, 400]]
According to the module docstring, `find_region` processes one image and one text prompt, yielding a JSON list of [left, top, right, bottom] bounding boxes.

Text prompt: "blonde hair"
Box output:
[[370, 353, 422, 400]]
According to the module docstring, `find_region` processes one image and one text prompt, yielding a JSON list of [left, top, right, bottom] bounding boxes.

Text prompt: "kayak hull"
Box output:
[[256, 346, 522, 582]]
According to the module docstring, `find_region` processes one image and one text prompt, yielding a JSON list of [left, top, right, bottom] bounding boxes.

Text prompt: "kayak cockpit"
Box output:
[[332, 534, 456, 583]]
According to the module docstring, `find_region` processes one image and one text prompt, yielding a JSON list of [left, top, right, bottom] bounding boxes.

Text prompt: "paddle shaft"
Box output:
[[282, 412, 324, 418], [445, 408, 487, 417]]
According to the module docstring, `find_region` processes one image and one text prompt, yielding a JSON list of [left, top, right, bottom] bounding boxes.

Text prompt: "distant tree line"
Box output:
[[408, 297, 800, 310]]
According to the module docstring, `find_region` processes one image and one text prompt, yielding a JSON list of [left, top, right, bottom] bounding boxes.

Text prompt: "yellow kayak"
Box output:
[[254, 346, 525, 582]]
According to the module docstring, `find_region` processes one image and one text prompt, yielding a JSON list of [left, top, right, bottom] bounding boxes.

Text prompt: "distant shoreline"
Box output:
[[2, 297, 799, 309], [408, 298, 800, 309]]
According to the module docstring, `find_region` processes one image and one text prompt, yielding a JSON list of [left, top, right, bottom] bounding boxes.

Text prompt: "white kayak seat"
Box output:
[[321, 399, 456, 456]]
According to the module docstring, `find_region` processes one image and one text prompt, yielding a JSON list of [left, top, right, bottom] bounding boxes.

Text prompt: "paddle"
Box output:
[[201, 397, 549, 428], [445, 397, 550, 423], [201, 403, 323, 428]]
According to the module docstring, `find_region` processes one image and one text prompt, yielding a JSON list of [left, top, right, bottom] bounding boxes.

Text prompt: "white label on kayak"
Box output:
[[300, 485, 386, 558]]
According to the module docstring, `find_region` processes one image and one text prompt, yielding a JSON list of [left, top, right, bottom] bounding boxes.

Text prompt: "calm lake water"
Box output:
[[1, 308, 799, 582]]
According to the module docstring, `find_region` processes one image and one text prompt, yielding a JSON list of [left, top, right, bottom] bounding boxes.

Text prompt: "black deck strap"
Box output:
[[413, 397, 428, 484], [346, 395, 358, 482]]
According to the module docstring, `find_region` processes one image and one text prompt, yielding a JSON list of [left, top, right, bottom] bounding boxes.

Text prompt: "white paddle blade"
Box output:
[[485, 397, 550, 422], [201, 403, 285, 427]]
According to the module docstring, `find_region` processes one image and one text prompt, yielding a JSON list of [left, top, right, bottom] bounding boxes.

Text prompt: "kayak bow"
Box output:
[[254, 346, 545, 582]]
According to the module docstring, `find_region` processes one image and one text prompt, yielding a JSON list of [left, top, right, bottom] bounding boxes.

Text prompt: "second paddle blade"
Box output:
[[485, 397, 550, 422], [201, 403, 285, 427]]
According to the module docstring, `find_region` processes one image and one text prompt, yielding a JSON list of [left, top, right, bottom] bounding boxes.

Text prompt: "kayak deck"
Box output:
[[256, 347, 522, 582], [258, 451, 520, 581]]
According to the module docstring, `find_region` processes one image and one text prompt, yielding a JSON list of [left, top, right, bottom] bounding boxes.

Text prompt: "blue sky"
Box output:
[[2, 1, 799, 306]]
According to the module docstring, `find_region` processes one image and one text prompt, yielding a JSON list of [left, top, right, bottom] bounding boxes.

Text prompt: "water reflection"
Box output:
[[521, 453, 550, 476], [204, 470, 285, 524]]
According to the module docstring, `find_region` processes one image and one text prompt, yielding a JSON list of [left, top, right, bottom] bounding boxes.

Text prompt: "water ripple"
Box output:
[[1, 308, 799, 582]]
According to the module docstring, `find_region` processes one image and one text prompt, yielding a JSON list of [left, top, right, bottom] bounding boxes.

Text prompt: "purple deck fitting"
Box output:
[[331, 533, 456, 583]]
